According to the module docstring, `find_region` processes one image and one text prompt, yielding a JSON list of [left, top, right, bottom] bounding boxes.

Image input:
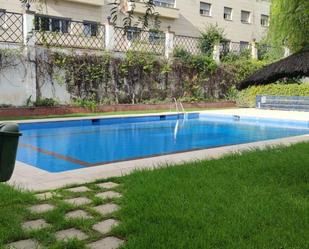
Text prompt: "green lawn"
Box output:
[[0, 143, 308, 248], [0, 108, 210, 121], [115, 143, 309, 249]]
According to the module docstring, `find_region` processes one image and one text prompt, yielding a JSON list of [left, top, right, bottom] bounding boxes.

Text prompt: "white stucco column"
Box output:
[[284, 46, 291, 58], [105, 17, 115, 51], [251, 39, 258, 60], [165, 26, 175, 59], [23, 10, 36, 46], [212, 42, 220, 64]]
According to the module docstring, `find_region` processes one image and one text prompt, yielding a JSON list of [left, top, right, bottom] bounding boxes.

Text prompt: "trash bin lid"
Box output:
[[0, 123, 22, 136]]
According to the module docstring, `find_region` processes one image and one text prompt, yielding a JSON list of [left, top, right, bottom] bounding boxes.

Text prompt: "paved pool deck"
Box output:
[[8, 108, 309, 191]]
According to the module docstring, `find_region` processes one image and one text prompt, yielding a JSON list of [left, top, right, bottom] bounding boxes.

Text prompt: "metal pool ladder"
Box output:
[[173, 98, 185, 114]]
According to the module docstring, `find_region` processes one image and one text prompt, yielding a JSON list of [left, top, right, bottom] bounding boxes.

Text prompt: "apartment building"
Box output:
[[0, 0, 270, 43]]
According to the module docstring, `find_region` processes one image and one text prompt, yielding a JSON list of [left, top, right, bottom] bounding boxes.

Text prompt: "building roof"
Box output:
[[236, 50, 309, 90]]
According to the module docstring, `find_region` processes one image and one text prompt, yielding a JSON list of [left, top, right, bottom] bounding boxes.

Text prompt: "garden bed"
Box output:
[[0, 101, 235, 118]]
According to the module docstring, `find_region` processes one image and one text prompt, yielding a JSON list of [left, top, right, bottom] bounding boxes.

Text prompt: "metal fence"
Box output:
[[174, 35, 201, 55], [113, 26, 165, 55], [0, 11, 23, 44], [220, 41, 252, 57], [35, 20, 105, 50]]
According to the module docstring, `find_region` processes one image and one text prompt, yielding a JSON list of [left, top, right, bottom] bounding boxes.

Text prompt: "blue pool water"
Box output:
[[17, 113, 309, 173]]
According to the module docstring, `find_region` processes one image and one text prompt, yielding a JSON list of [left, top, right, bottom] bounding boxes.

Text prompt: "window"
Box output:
[[83, 21, 98, 37], [224, 7, 232, 20], [149, 31, 164, 43], [200, 2, 211, 16], [220, 40, 231, 54], [35, 16, 70, 34], [126, 27, 141, 41], [261, 14, 269, 27], [240, 41, 250, 52], [241, 10, 251, 23], [153, 0, 175, 8]]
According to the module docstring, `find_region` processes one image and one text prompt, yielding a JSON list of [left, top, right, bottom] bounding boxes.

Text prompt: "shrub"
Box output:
[[73, 98, 97, 112], [206, 59, 267, 99], [199, 24, 225, 55], [236, 82, 309, 107], [33, 98, 59, 107]]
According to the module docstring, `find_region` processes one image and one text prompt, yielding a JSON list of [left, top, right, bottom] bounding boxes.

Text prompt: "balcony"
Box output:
[[127, 1, 180, 19], [64, 0, 105, 6]]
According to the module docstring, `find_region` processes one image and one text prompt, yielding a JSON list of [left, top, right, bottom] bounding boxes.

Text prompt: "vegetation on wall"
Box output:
[[235, 82, 309, 107]]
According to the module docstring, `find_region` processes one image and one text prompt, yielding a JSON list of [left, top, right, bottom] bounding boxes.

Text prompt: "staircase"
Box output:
[[256, 95, 309, 112]]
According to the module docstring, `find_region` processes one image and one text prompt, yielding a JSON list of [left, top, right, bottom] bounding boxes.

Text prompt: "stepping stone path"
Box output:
[[97, 182, 119, 189], [7, 239, 40, 249], [65, 210, 92, 220], [93, 203, 120, 216], [55, 228, 88, 242], [66, 186, 91, 193], [22, 219, 49, 231], [35, 192, 53, 200], [96, 191, 122, 200], [93, 219, 120, 234], [64, 197, 92, 206], [87, 237, 124, 249], [28, 204, 55, 214], [8, 182, 124, 249]]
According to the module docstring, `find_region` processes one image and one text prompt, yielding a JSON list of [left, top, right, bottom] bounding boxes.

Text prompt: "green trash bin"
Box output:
[[0, 123, 22, 182]]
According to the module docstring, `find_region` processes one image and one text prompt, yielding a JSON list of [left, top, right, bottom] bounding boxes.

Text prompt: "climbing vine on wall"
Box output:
[[34, 48, 264, 105]]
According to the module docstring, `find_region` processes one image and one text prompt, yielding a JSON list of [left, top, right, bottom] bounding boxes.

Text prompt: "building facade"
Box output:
[[0, 0, 270, 43]]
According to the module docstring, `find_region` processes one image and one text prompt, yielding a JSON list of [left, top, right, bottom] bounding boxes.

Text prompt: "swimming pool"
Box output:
[[17, 113, 309, 173]]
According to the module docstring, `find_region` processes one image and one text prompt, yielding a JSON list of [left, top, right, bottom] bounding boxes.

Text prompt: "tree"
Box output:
[[199, 24, 225, 56], [269, 0, 309, 52]]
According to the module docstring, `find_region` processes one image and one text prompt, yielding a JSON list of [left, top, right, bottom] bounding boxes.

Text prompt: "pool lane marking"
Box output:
[[19, 143, 92, 167]]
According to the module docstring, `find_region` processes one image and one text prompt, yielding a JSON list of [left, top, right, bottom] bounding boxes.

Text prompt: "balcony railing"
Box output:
[[128, 1, 179, 19]]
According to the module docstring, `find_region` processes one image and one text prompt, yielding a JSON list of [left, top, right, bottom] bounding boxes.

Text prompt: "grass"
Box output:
[[115, 143, 309, 249], [0, 108, 211, 121], [0, 182, 124, 248], [0, 143, 308, 248]]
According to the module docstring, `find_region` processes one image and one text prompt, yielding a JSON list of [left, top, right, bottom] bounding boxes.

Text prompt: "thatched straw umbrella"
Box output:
[[237, 50, 309, 90]]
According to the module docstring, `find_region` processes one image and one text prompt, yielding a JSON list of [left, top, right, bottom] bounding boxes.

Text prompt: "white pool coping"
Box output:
[[8, 108, 309, 191]]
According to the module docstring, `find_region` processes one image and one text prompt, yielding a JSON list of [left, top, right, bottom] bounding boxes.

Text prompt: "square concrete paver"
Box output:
[[65, 210, 92, 220], [95, 191, 122, 200], [55, 228, 89, 242], [92, 219, 120, 234], [63, 197, 92, 206], [97, 182, 119, 190], [22, 219, 49, 231], [88, 237, 124, 249], [66, 186, 91, 193], [7, 239, 40, 249], [35, 192, 53, 200], [93, 203, 119, 216], [28, 204, 55, 214]]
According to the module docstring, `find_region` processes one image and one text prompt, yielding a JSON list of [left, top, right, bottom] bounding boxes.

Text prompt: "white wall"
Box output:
[[0, 46, 71, 106]]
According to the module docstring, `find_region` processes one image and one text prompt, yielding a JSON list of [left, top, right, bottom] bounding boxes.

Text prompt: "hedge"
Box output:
[[236, 82, 309, 107]]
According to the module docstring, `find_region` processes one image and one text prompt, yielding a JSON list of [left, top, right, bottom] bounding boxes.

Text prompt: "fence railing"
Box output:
[[174, 35, 201, 55], [0, 11, 23, 44], [220, 42, 252, 57], [35, 20, 105, 50], [113, 27, 165, 55], [0, 11, 289, 62]]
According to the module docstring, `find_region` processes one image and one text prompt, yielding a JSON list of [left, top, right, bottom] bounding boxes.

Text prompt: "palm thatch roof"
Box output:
[[237, 50, 309, 90]]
